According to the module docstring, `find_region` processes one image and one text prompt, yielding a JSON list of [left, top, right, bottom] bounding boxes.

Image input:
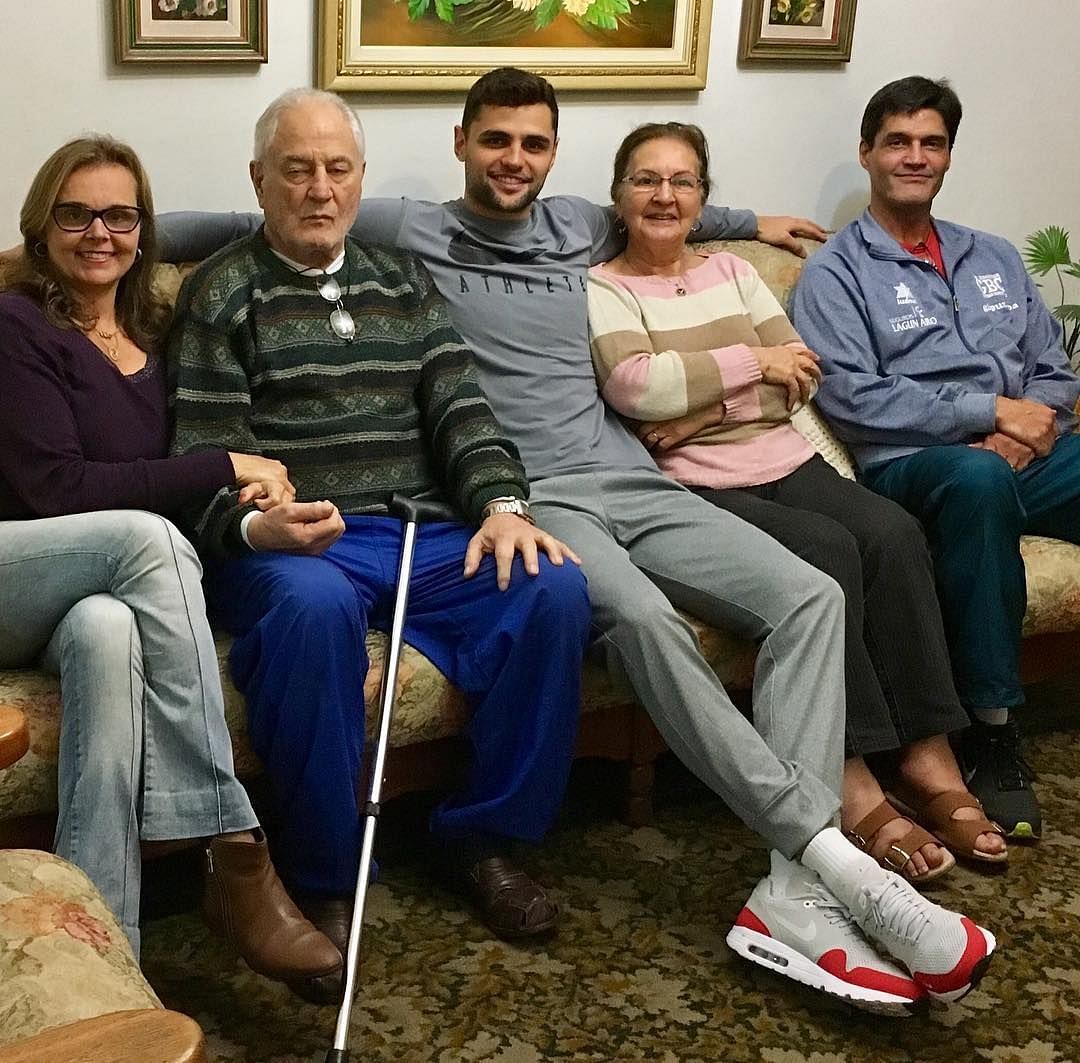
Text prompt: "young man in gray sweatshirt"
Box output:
[[160, 69, 996, 1013], [793, 76, 1080, 842]]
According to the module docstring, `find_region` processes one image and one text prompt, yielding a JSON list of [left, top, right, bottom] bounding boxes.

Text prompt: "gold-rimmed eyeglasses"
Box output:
[[621, 171, 704, 195]]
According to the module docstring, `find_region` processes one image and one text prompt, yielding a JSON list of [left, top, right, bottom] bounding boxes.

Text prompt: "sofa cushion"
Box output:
[[0, 620, 755, 824]]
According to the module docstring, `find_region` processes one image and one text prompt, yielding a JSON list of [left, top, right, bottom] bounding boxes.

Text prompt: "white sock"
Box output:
[[971, 706, 1010, 726], [799, 827, 886, 910]]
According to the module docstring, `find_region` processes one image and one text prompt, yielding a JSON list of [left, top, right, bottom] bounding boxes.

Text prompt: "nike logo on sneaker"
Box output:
[[744, 903, 819, 949]]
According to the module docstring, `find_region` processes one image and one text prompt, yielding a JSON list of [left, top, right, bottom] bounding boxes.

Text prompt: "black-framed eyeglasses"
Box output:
[[52, 203, 144, 233], [316, 274, 356, 342], [621, 171, 705, 194]]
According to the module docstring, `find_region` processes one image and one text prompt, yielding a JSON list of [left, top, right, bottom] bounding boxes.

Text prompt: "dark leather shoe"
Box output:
[[201, 832, 343, 986], [296, 894, 353, 956], [286, 894, 355, 1005], [460, 856, 559, 940]]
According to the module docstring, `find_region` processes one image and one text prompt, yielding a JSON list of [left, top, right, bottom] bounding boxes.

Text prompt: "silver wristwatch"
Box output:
[[482, 497, 535, 524]]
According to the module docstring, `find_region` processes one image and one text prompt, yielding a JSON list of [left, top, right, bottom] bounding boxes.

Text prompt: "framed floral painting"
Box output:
[[114, 0, 268, 63], [738, 0, 856, 62], [317, 0, 713, 92]]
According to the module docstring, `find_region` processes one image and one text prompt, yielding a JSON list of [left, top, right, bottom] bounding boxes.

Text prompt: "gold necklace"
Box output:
[[92, 324, 122, 362]]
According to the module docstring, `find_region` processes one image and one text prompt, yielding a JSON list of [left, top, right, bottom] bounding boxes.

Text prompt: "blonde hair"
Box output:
[[0, 134, 170, 350]]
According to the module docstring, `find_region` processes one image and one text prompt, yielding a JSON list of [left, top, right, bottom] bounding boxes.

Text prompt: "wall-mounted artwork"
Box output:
[[114, 0, 268, 63], [738, 0, 856, 62], [317, 0, 713, 92]]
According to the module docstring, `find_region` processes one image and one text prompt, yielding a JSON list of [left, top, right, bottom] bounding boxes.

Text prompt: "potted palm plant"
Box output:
[[1023, 225, 1080, 368]]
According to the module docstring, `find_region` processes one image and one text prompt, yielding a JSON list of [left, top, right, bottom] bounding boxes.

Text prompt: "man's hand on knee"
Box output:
[[246, 501, 345, 555], [994, 397, 1056, 457], [463, 514, 582, 591], [970, 431, 1036, 472]]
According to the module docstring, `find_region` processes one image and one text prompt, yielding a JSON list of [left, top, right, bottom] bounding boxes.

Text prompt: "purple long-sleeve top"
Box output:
[[0, 292, 233, 520]]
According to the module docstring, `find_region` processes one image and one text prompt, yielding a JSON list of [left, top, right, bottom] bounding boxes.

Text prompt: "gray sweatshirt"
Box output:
[[160, 196, 757, 481]]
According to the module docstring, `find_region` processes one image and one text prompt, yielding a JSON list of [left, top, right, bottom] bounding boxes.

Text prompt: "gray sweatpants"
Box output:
[[530, 468, 844, 858]]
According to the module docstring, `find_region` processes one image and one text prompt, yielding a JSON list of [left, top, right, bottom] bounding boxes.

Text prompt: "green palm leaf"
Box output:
[[1023, 225, 1072, 275]]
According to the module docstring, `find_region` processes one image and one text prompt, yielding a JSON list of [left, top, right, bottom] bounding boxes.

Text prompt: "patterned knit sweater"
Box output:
[[587, 252, 814, 489], [168, 231, 528, 557]]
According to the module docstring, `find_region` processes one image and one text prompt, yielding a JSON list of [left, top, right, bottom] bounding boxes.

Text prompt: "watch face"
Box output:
[[485, 499, 529, 519]]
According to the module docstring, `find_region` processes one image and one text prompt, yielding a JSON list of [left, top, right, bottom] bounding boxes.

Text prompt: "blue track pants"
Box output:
[[206, 516, 591, 894]]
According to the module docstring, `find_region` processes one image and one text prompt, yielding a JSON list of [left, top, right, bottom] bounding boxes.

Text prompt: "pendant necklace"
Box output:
[[673, 254, 695, 296], [92, 324, 122, 361]]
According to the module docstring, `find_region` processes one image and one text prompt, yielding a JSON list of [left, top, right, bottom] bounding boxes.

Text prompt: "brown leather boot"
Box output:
[[201, 831, 343, 983]]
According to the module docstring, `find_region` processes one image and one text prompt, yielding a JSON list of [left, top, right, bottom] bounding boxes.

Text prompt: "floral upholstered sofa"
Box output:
[[3, 238, 1080, 848], [0, 707, 206, 1060]]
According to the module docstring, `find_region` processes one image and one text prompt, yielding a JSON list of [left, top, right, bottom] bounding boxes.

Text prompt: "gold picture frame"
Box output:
[[114, 0, 268, 64], [317, 0, 713, 92], [738, 0, 856, 63]]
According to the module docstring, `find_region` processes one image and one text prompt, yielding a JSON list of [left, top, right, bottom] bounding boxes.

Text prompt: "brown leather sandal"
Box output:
[[846, 800, 956, 884], [907, 791, 1009, 865], [461, 856, 559, 939]]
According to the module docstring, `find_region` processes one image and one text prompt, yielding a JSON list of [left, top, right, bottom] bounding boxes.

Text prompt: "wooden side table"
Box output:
[[0, 1009, 206, 1063], [0, 706, 29, 770]]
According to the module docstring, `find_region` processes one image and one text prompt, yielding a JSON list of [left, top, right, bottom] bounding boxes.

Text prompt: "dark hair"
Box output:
[[461, 67, 559, 136], [609, 122, 712, 202], [0, 134, 170, 350], [860, 76, 962, 148]]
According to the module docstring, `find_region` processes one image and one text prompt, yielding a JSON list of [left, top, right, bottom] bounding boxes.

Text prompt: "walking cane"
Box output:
[[326, 493, 458, 1063]]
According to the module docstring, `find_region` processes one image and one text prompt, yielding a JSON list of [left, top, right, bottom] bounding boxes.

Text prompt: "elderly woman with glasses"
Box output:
[[587, 122, 1008, 885], [0, 135, 341, 994]]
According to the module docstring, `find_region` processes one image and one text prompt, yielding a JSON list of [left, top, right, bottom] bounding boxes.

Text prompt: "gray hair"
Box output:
[[253, 88, 366, 163]]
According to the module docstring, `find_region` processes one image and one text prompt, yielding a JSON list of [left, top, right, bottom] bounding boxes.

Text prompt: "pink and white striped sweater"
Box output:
[[587, 251, 814, 489]]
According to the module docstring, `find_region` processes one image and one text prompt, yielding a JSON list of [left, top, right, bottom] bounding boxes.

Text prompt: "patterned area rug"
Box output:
[[140, 731, 1080, 1063]]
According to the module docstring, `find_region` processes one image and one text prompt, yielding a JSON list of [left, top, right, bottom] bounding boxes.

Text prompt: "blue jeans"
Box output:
[[0, 511, 258, 955], [206, 516, 591, 895], [862, 433, 1080, 712]]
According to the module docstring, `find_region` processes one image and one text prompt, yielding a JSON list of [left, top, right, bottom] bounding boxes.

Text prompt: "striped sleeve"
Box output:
[[587, 267, 763, 422], [732, 258, 804, 347], [167, 266, 261, 557]]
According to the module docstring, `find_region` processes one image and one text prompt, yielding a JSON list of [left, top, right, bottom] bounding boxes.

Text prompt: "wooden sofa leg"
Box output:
[[624, 707, 663, 827], [625, 757, 654, 827]]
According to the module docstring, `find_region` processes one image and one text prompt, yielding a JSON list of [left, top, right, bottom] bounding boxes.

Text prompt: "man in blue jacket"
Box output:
[[793, 75, 1080, 842]]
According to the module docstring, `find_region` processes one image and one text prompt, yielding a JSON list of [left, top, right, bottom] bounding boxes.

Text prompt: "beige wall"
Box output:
[[2, 0, 1078, 255]]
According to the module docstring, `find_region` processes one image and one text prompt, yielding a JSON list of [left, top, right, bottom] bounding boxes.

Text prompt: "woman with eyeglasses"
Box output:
[[587, 123, 1008, 886], [0, 135, 342, 992]]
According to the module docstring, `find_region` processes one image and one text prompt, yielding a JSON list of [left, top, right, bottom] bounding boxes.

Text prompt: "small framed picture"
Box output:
[[738, 0, 856, 63], [114, 0, 268, 64]]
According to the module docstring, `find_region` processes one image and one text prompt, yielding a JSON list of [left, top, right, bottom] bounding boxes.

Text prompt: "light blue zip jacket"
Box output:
[[792, 210, 1079, 470]]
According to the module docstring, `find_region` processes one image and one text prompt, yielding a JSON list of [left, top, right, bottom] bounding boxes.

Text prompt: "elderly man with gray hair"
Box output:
[[166, 87, 591, 1003]]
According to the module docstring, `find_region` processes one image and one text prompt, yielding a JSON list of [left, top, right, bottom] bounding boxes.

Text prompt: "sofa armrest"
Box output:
[[0, 706, 29, 770]]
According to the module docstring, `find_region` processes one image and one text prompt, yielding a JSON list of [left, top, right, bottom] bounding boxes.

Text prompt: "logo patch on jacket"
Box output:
[[894, 282, 917, 306], [974, 272, 1019, 312], [974, 273, 1006, 298]]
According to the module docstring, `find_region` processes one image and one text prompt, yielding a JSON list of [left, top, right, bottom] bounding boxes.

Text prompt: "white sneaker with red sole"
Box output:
[[845, 864, 996, 1003], [726, 853, 927, 1016]]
